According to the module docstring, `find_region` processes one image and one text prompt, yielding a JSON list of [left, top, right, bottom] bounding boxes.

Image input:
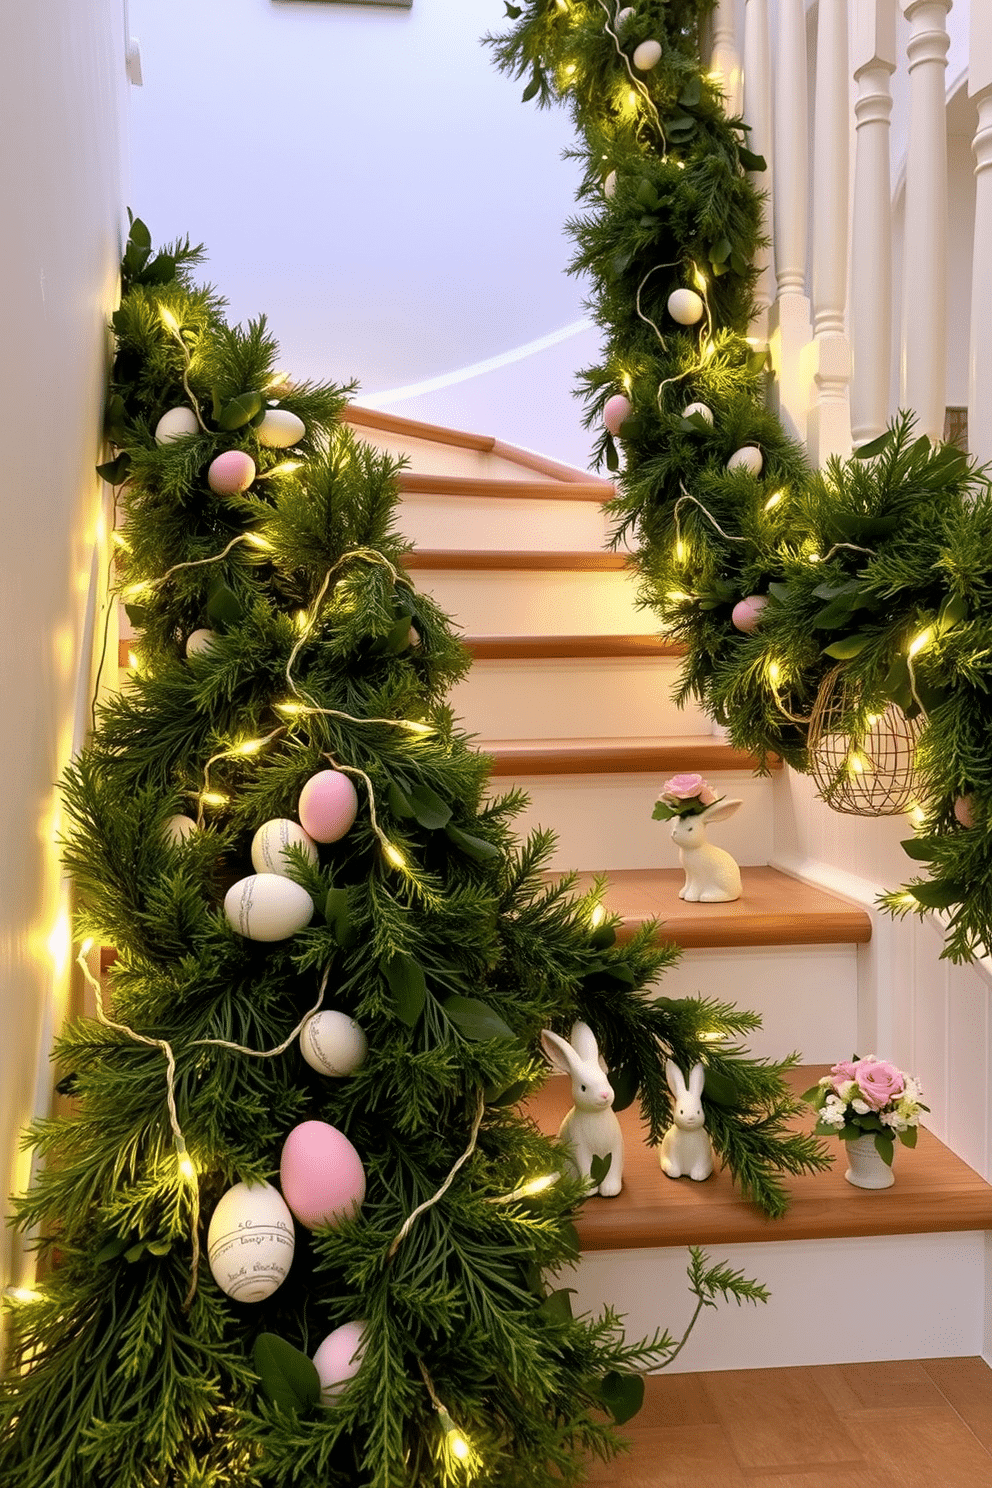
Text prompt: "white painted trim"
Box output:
[[359, 318, 594, 406]]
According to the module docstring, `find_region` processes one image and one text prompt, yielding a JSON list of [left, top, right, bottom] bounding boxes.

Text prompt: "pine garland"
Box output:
[[0, 218, 827, 1487], [488, 0, 992, 965]]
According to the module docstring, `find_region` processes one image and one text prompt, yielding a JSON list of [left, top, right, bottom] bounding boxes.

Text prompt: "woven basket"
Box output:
[[807, 665, 921, 816]]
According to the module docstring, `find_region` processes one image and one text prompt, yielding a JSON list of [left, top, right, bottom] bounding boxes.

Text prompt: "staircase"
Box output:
[[345, 403, 992, 1374]]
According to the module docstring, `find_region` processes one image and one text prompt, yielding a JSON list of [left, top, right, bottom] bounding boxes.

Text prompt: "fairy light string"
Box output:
[[386, 1091, 486, 1262], [159, 308, 209, 432], [595, 0, 666, 147]]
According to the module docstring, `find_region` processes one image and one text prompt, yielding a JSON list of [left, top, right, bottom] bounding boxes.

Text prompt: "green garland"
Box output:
[[488, 0, 992, 965]]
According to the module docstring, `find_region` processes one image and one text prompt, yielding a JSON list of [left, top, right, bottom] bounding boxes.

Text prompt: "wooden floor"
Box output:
[[586, 1358, 992, 1487]]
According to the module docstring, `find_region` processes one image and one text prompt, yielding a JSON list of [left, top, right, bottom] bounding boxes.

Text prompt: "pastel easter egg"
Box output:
[[667, 288, 704, 325], [186, 628, 218, 658], [727, 445, 763, 477], [954, 795, 976, 828], [603, 394, 632, 436], [208, 449, 256, 495], [280, 1120, 366, 1230], [603, 170, 617, 199], [633, 38, 662, 70], [313, 1321, 368, 1404], [223, 874, 314, 942], [731, 595, 769, 634], [155, 406, 199, 444], [298, 770, 359, 844], [616, 7, 635, 27], [683, 401, 714, 425], [257, 408, 306, 448], [251, 818, 319, 877], [162, 814, 197, 848], [207, 1181, 295, 1303], [300, 1011, 368, 1078]]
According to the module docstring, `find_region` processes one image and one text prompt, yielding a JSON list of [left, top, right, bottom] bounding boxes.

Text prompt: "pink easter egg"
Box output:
[[731, 595, 769, 634], [280, 1120, 366, 1230], [298, 770, 359, 843], [954, 794, 976, 828], [313, 1321, 368, 1404], [207, 449, 256, 495], [603, 394, 632, 436]]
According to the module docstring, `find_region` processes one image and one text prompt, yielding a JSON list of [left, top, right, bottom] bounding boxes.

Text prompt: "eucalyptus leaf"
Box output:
[[218, 392, 263, 430], [504, 1, 522, 13], [94, 1235, 131, 1265], [323, 887, 354, 945], [485, 1078, 529, 1107], [522, 69, 542, 102], [709, 236, 732, 265], [702, 1067, 738, 1107], [253, 1334, 321, 1417], [598, 1370, 645, 1426], [589, 1152, 613, 1186], [605, 433, 620, 472], [538, 1288, 575, 1324], [408, 783, 452, 831], [937, 593, 969, 632], [444, 824, 499, 861], [822, 633, 872, 659], [909, 880, 965, 910], [442, 995, 514, 1041], [853, 428, 895, 460], [608, 1064, 639, 1112], [387, 781, 415, 819], [678, 77, 701, 108], [900, 837, 940, 862], [738, 146, 767, 172], [96, 452, 132, 485], [589, 923, 617, 950], [382, 953, 427, 1027], [206, 583, 244, 630]]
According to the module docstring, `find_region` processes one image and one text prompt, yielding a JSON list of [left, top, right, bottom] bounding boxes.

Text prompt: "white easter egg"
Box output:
[[683, 401, 714, 425], [257, 408, 306, 448], [162, 814, 197, 848], [955, 795, 976, 828], [603, 393, 632, 436], [251, 818, 319, 877], [186, 628, 218, 658], [300, 1011, 368, 1078], [616, 7, 635, 27], [603, 170, 617, 199], [224, 874, 315, 942], [727, 445, 764, 477], [155, 406, 199, 444], [314, 1321, 368, 1404], [633, 38, 662, 70], [207, 1181, 295, 1303], [667, 288, 705, 325]]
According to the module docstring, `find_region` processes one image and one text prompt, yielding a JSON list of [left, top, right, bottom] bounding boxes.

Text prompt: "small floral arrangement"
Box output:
[[651, 773, 723, 822], [804, 1056, 929, 1165]]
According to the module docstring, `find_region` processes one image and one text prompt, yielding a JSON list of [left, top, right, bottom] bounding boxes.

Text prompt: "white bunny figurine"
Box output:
[[669, 798, 743, 902], [540, 1022, 624, 1197], [659, 1060, 714, 1181]]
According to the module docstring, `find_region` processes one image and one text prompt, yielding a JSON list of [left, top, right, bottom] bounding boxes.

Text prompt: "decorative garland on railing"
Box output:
[[488, 0, 992, 965]]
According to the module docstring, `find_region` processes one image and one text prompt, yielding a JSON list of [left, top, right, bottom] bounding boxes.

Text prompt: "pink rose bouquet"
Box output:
[[651, 773, 722, 822], [803, 1055, 928, 1166]]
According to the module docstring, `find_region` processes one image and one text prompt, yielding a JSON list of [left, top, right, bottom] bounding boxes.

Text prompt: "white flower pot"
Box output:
[[843, 1133, 895, 1189]]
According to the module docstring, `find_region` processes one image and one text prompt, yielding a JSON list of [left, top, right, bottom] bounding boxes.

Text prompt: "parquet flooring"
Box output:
[[585, 1358, 992, 1487]]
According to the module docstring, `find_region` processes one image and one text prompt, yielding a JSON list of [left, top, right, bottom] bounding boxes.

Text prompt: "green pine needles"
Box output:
[[489, 0, 992, 964], [0, 218, 827, 1487]]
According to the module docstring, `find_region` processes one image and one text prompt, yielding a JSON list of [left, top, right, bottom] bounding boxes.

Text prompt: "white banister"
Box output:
[[769, 0, 812, 442], [709, 0, 743, 118], [850, 0, 898, 447], [804, 0, 853, 462], [743, 0, 775, 342], [900, 0, 952, 442], [969, 6, 992, 464]]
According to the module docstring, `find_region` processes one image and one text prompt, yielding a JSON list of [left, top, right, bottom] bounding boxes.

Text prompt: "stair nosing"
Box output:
[[397, 472, 608, 502], [484, 738, 781, 777], [464, 635, 685, 659], [402, 550, 631, 572]]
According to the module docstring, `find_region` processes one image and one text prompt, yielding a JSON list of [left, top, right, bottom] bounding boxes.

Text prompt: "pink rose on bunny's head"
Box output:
[[662, 773, 712, 802], [854, 1059, 905, 1110]]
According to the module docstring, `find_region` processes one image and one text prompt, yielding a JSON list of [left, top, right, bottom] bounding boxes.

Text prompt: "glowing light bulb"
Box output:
[[674, 537, 686, 562], [175, 1139, 196, 1184], [908, 628, 932, 658], [767, 661, 781, 686], [265, 370, 290, 391], [201, 791, 229, 808], [80, 937, 95, 956], [244, 532, 273, 551], [111, 531, 130, 551], [699, 1030, 724, 1043], [518, 1173, 558, 1198], [563, 63, 576, 78], [122, 581, 152, 600], [159, 307, 180, 335], [294, 610, 310, 633], [233, 738, 265, 756], [627, 88, 638, 106], [621, 370, 633, 394], [265, 460, 303, 478], [847, 749, 871, 776], [590, 903, 606, 929], [898, 891, 918, 909], [667, 589, 691, 602], [403, 721, 433, 736], [693, 265, 708, 292], [908, 804, 926, 828], [128, 651, 140, 671], [275, 700, 305, 717], [383, 842, 407, 870], [447, 1430, 470, 1462], [6, 1287, 42, 1304], [764, 491, 784, 511]]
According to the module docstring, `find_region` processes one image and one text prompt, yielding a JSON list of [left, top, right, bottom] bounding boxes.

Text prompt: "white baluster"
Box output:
[[969, 6, 992, 464], [709, 0, 743, 118], [900, 0, 952, 442], [804, 0, 853, 462], [769, 0, 812, 443], [850, 0, 898, 447], [743, 0, 775, 341]]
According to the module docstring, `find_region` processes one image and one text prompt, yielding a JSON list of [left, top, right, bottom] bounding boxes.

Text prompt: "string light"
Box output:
[[767, 661, 781, 685], [590, 902, 606, 929], [908, 804, 926, 828], [764, 491, 784, 511], [5, 1287, 42, 1304], [158, 309, 209, 432], [846, 749, 871, 777], [486, 1172, 560, 1205], [257, 460, 303, 480], [174, 1138, 197, 1184], [111, 531, 130, 552], [388, 1092, 486, 1261], [382, 842, 408, 871], [908, 628, 932, 658], [159, 307, 180, 335], [674, 537, 687, 562], [666, 589, 692, 602]]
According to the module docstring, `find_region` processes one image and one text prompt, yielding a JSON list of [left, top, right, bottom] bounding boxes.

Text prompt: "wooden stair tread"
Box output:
[[526, 1065, 992, 1250], [402, 550, 630, 571], [569, 866, 872, 949], [484, 736, 779, 777], [465, 634, 684, 659], [396, 472, 608, 502]]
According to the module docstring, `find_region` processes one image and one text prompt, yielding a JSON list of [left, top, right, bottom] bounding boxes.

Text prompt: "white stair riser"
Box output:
[[351, 426, 549, 480], [412, 569, 653, 636], [398, 493, 609, 551], [495, 771, 773, 870], [654, 945, 858, 1063], [451, 657, 708, 739], [565, 1231, 984, 1371]]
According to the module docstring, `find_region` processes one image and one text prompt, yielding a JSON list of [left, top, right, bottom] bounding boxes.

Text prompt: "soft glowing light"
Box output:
[[383, 843, 407, 870], [128, 650, 140, 671], [808, 552, 822, 564], [244, 532, 274, 551], [702, 340, 716, 361], [80, 937, 95, 956], [122, 581, 152, 600], [233, 738, 265, 757], [295, 610, 310, 633], [674, 537, 687, 562], [563, 62, 576, 78], [265, 370, 290, 391], [699, 1030, 724, 1043], [111, 531, 130, 551], [693, 264, 708, 292], [667, 589, 691, 602], [847, 749, 871, 777], [265, 460, 303, 478], [275, 700, 305, 717], [707, 69, 723, 83], [159, 307, 180, 334], [555, 0, 568, 9], [175, 1139, 197, 1184], [621, 370, 633, 394], [200, 791, 229, 808], [402, 721, 433, 736], [897, 892, 918, 909], [46, 912, 72, 978], [767, 660, 782, 686], [676, 160, 686, 170], [590, 903, 606, 929], [764, 491, 784, 511], [908, 804, 926, 829], [517, 1173, 558, 1198], [447, 1430, 471, 1463], [908, 628, 932, 658], [865, 713, 881, 727], [6, 1287, 42, 1304], [627, 88, 638, 106]]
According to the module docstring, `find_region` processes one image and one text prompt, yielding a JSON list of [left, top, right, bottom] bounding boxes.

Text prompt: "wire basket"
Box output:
[[807, 665, 921, 816]]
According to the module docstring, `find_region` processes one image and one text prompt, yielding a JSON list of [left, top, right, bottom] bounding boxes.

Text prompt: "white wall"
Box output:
[[127, 0, 599, 470], [0, 1, 128, 1294]]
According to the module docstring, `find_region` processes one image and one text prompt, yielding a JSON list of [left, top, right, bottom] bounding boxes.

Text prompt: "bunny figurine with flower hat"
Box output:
[[652, 772, 743, 903], [540, 1022, 624, 1196]]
